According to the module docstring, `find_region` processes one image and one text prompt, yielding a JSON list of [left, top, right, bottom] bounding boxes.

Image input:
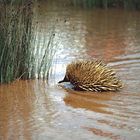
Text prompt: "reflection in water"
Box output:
[[0, 80, 56, 140], [84, 127, 121, 140], [0, 1, 140, 140], [63, 87, 114, 114]]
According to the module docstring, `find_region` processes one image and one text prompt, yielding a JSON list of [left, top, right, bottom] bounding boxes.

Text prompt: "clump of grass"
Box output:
[[0, 0, 56, 84], [0, 1, 34, 83]]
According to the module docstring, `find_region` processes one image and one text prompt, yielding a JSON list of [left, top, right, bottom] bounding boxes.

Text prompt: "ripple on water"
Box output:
[[1, 3, 140, 140]]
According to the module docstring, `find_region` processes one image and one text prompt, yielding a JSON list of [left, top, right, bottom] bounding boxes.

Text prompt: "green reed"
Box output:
[[32, 25, 56, 80], [0, 0, 56, 83], [71, 0, 140, 10], [0, 1, 34, 83]]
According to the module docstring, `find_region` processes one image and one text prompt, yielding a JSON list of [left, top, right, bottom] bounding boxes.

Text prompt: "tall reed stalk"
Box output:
[[32, 25, 56, 80], [0, 0, 56, 83]]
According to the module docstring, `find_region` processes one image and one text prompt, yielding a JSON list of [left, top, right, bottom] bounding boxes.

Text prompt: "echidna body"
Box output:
[[59, 60, 122, 92]]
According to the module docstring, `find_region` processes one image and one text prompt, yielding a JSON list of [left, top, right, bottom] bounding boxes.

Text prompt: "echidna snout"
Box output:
[[58, 75, 69, 83]]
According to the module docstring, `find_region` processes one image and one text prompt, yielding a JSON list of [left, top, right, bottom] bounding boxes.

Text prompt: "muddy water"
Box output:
[[0, 2, 140, 140]]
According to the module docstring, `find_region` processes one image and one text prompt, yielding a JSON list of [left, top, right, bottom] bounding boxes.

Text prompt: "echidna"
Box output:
[[59, 60, 122, 92]]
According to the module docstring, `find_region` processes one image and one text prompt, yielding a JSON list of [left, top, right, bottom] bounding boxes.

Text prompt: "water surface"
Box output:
[[0, 2, 140, 140]]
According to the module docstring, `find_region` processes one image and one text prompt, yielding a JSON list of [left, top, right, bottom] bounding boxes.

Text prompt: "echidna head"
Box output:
[[58, 75, 69, 83]]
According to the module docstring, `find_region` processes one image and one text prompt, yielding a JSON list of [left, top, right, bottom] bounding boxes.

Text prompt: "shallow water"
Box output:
[[0, 2, 140, 140]]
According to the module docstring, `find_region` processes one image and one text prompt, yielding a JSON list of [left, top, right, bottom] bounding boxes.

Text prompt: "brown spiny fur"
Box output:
[[59, 60, 122, 92]]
